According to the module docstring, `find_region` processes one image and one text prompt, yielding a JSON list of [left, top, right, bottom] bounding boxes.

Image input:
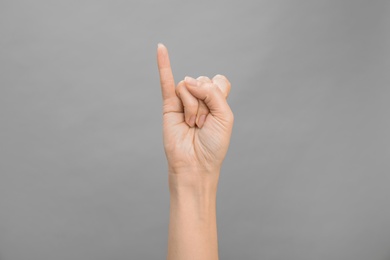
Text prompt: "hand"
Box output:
[[175, 75, 231, 129], [157, 44, 234, 175]]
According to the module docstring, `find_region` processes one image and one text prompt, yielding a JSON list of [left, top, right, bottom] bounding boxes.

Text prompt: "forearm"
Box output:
[[167, 171, 220, 260]]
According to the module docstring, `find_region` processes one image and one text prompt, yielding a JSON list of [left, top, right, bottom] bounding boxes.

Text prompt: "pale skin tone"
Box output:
[[157, 44, 234, 260]]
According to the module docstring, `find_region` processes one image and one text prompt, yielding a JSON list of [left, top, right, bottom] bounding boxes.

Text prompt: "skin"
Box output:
[[157, 43, 234, 260]]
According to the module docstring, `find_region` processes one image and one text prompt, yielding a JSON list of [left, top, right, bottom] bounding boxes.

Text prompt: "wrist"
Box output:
[[168, 170, 220, 197], [169, 171, 218, 224]]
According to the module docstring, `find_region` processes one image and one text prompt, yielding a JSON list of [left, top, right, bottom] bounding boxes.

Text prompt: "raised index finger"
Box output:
[[157, 43, 176, 101]]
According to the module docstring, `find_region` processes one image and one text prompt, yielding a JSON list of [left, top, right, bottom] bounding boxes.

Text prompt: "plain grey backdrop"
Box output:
[[1, 0, 389, 259]]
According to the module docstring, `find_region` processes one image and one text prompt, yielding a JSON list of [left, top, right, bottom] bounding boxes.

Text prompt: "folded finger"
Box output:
[[176, 80, 198, 127], [185, 76, 234, 125], [212, 74, 231, 99], [196, 76, 211, 128]]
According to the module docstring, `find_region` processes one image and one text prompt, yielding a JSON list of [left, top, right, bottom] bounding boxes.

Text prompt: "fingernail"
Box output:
[[189, 115, 196, 127], [184, 76, 198, 86], [197, 114, 206, 128], [157, 43, 164, 48]]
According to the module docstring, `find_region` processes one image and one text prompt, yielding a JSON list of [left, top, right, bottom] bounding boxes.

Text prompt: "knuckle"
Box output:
[[197, 76, 211, 82], [214, 74, 231, 86], [214, 74, 226, 81], [199, 82, 213, 92], [198, 81, 208, 87]]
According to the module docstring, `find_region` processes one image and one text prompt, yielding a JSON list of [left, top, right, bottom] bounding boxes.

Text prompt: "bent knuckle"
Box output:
[[214, 74, 227, 81], [197, 76, 210, 82]]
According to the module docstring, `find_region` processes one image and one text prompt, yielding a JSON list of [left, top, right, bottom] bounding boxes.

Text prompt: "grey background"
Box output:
[[1, 0, 389, 259]]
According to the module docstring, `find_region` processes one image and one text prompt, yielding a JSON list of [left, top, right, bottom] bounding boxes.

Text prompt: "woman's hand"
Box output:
[[157, 44, 234, 176], [158, 44, 232, 260]]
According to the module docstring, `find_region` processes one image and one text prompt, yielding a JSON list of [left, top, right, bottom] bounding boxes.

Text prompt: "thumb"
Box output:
[[184, 76, 233, 123]]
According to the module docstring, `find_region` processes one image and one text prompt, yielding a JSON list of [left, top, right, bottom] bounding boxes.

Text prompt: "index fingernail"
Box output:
[[185, 76, 198, 86]]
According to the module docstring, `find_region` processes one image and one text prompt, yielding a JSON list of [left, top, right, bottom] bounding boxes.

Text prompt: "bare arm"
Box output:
[[168, 172, 219, 260], [157, 44, 233, 260]]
